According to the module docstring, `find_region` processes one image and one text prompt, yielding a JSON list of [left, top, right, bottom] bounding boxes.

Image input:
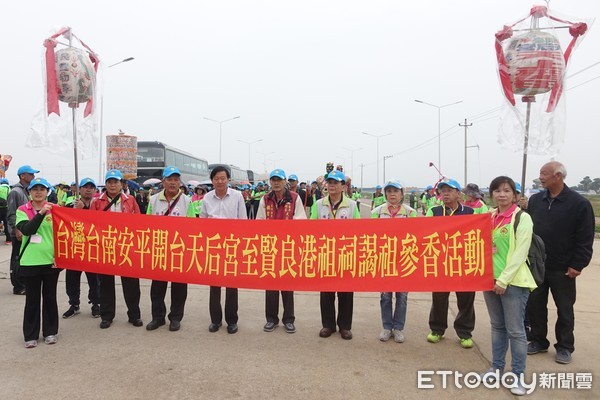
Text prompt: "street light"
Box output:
[[383, 155, 394, 183], [362, 131, 392, 185], [414, 99, 462, 176], [237, 139, 263, 170], [256, 151, 274, 173], [204, 116, 241, 163], [341, 146, 362, 179], [99, 56, 135, 181]]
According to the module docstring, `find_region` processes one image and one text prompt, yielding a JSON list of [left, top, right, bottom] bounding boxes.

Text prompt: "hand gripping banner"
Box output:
[[53, 207, 493, 292]]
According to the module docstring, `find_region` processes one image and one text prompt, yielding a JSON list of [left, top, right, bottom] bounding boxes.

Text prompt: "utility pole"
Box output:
[[383, 155, 393, 183], [359, 163, 364, 191], [459, 118, 473, 185]]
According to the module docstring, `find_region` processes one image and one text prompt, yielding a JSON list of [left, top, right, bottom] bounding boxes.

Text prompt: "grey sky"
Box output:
[[1, 0, 599, 189]]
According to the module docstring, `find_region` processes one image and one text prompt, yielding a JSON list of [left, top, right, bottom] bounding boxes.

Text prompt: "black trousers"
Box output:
[[10, 236, 25, 293], [429, 291, 476, 339], [65, 269, 100, 306], [0, 207, 8, 237], [99, 274, 141, 322], [150, 280, 188, 322], [320, 292, 353, 331], [527, 269, 577, 353], [209, 286, 238, 325], [22, 268, 61, 341], [265, 290, 294, 324]]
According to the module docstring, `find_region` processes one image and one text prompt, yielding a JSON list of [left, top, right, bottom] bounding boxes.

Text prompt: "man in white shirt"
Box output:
[[199, 165, 247, 334]]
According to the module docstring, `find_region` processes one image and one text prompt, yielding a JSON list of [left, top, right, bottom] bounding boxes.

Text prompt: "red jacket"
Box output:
[[90, 192, 140, 214]]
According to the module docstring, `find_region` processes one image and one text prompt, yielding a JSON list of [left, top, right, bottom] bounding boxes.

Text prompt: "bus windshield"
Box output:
[[137, 146, 165, 166]]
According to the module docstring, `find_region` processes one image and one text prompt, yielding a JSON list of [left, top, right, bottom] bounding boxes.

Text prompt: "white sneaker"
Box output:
[[510, 383, 527, 396], [393, 330, 405, 343], [44, 335, 57, 345], [24, 340, 37, 349], [379, 329, 392, 342]]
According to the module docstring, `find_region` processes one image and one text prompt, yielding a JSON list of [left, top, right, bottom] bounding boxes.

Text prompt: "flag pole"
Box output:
[[520, 95, 535, 191], [67, 27, 80, 198]]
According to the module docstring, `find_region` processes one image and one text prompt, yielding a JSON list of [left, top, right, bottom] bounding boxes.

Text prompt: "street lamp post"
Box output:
[[204, 116, 241, 163], [414, 99, 462, 176], [99, 57, 134, 181], [257, 151, 274, 173], [237, 139, 263, 170], [362, 132, 392, 185], [383, 155, 393, 183], [342, 146, 362, 179]]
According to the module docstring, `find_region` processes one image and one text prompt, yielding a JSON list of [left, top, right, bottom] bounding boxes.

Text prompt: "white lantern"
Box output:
[[55, 48, 95, 106]]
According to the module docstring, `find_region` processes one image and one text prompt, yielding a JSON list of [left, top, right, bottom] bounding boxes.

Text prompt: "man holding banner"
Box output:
[[91, 170, 143, 329], [200, 165, 248, 334], [310, 170, 360, 340], [425, 179, 476, 348], [256, 169, 306, 334], [145, 166, 196, 332]]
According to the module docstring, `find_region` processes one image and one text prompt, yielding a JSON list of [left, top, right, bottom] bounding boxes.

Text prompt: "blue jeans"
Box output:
[[484, 286, 530, 375], [380, 292, 407, 330]]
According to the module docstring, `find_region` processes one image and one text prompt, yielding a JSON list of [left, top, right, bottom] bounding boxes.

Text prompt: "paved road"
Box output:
[[1, 218, 598, 399]]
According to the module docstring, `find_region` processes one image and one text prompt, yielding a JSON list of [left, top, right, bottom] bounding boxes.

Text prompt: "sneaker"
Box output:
[[393, 330, 405, 343], [91, 304, 101, 318], [24, 340, 37, 349], [427, 332, 443, 343], [460, 338, 474, 348], [510, 383, 527, 396], [62, 305, 80, 319], [284, 322, 296, 333], [44, 335, 57, 345], [263, 321, 278, 332], [527, 341, 548, 355], [379, 329, 392, 342], [555, 348, 572, 364]]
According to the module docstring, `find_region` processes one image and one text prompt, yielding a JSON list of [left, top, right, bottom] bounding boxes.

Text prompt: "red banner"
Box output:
[[52, 207, 493, 292]]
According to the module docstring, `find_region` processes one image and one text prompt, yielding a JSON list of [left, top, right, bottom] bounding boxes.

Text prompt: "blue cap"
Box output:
[[269, 169, 286, 180], [437, 179, 461, 191], [515, 182, 522, 194], [70, 181, 77, 186], [426, 185, 433, 190], [17, 165, 39, 176], [28, 177, 51, 190], [105, 169, 123, 182], [375, 185, 382, 190], [0, 178, 8, 184], [257, 181, 265, 187], [79, 177, 97, 188], [288, 174, 298, 181], [384, 180, 403, 191], [326, 170, 346, 183], [162, 165, 181, 178]]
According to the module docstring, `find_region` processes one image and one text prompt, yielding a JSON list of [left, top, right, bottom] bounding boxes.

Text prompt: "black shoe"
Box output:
[[208, 322, 222, 333], [62, 305, 80, 319], [129, 318, 143, 327], [284, 322, 296, 334], [91, 305, 101, 318], [169, 320, 181, 332], [263, 321, 278, 332], [227, 324, 238, 334], [100, 320, 112, 329], [146, 319, 166, 331], [13, 288, 26, 295]]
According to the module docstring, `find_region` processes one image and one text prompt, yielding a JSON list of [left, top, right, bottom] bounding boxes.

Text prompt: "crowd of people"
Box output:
[[2, 160, 594, 396]]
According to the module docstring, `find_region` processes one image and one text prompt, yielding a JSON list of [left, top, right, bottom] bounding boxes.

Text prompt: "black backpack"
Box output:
[[514, 210, 546, 286]]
